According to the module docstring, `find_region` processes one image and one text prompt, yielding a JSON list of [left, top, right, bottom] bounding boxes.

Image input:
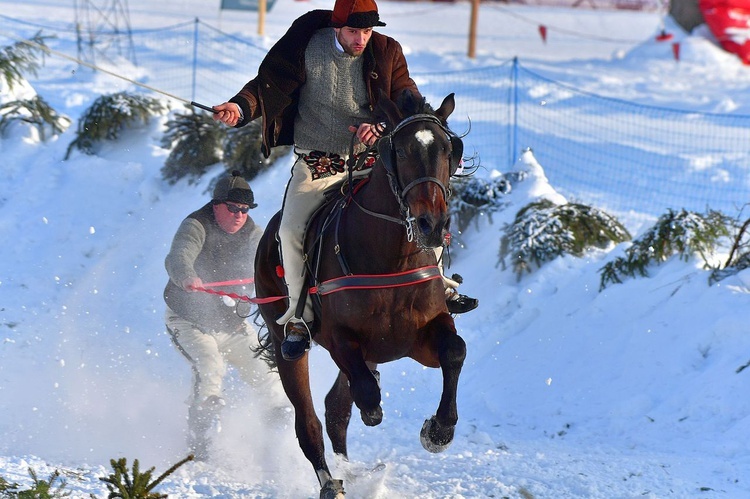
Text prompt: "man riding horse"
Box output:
[[212, 0, 478, 362]]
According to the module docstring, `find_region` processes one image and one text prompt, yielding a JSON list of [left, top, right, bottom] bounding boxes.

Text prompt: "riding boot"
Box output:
[[187, 395, 225, 461], [434, 248, 478, 314], [281, 319, 311, 361], [446, 291, 479, 314], [444, 273, 479, 314]]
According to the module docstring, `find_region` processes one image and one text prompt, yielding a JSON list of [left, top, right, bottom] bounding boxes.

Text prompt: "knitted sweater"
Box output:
[[163, 203, 263, 333], [294, 28, 370, 155]]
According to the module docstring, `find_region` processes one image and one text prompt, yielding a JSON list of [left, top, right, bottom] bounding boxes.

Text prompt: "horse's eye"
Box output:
[[396, 149, 407, 159]]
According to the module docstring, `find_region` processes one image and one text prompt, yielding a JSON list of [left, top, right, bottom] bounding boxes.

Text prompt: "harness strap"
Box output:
[[312, 265, 442, 296]]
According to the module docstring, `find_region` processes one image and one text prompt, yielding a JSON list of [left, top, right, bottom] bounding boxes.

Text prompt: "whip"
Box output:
[[0, 28, 217, 113]]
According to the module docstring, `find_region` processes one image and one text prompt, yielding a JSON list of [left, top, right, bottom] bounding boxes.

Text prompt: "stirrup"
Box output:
[[281, 320, 311, 361]]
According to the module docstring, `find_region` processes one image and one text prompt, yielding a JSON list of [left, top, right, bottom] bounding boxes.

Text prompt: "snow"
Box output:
[[1, 0, 750, 497]]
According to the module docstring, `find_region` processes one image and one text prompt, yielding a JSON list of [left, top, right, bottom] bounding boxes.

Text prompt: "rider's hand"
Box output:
[[212, 102, 241, 126], [182, 276, 203, 292], [349, 123, 380, 146]]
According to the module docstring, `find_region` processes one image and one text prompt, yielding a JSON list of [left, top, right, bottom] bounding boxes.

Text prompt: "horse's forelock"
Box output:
[[396, 91, 434, 118], [375, 90, 445, 133]]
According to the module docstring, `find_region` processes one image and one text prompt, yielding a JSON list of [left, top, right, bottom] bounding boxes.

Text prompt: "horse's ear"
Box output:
[[375, 89, 402, 131], [434, 93, 456, 123]]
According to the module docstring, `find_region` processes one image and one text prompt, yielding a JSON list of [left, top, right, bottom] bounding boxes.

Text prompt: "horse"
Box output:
[[253, 91, 467, 498]]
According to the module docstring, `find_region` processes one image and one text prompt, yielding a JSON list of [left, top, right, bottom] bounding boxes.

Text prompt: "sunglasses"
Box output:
[[224, 203, 250, 214]]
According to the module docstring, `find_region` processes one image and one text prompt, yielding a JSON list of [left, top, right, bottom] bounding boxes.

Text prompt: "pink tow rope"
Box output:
[[188, 278, 287, 304]]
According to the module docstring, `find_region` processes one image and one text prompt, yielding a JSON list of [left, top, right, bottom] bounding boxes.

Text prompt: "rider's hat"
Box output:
[[213, 170, 257, 208], [330, 0, 386, 28]]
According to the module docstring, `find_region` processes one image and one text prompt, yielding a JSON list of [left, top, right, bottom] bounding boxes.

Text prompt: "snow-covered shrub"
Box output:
[[222, 120, 291, 181], [449, 173, 519, 233], [0, 96, 70, 140], [709, 215, 750, 284], [159, 111, 291, 186], [0, 33, 67, 141], [501, 198, 631, 278], [600, 208, 733, 289], [160, 110, 224, 185], [64, 92, 166, 160]]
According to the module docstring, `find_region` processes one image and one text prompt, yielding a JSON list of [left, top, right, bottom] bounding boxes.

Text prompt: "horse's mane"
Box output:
[[374, 89, 436, 128]]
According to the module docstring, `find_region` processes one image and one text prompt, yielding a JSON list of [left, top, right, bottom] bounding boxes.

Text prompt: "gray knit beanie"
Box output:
[[213, 170, 257, 208]]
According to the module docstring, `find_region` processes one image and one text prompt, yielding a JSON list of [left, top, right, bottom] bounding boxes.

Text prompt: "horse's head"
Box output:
[[374, 91, 464, 249]]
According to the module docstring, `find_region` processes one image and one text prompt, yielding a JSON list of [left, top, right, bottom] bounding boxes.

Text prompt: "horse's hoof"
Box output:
[[420, 416, 455, 453], [320, 478, 345, 499], [360, 405, 383, 427]]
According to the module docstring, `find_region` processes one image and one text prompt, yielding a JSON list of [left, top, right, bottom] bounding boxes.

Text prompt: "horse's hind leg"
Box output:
[[417, 313, 466, 453], [325, 370, 353, 458], [274, 340, 343, 494]]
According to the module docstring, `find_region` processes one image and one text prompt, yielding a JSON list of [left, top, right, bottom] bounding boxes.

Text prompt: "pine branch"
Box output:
[[0, 31, 52, 91], [99, 455, 192, 499]]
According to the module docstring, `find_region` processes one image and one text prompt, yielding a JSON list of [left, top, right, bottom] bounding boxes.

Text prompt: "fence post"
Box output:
[[510, 57, 519, 169], [191, 18, 199, 102]]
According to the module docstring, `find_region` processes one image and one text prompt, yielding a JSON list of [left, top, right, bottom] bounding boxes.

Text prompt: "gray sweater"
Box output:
[[294, 28, 371, 156], [164, 202, 263, 333]]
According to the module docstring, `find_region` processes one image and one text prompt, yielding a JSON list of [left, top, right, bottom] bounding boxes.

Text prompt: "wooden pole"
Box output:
[[468, 0, 479, 58], [258, 0, 266, 36]]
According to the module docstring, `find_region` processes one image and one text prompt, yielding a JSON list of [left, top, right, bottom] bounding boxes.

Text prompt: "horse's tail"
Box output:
[[250, 314, 278, 372]]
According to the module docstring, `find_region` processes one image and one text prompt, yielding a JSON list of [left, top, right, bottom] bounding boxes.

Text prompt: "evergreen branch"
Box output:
[[0, 31, 52, 91], [0, 96, 70, 140]]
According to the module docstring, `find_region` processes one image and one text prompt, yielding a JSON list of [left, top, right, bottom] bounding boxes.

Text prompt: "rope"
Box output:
[[201, 278, 254, 287], [189, 285, 285, 305], [0, 28, 212, 111]]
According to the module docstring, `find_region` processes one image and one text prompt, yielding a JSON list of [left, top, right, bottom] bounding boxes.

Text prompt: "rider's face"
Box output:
[[334, 27, 373, 57]]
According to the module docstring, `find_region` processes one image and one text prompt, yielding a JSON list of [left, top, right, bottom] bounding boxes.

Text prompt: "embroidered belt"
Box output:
[[302, 149, 378, 181]]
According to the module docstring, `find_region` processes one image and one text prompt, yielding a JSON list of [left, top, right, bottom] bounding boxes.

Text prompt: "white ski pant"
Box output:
[[165, 307, 271, 405], [276, 149, 461, 326]]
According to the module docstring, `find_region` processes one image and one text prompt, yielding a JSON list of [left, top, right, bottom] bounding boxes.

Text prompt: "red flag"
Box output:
[[539, 25, 547, 44], [656, 30, 673, 42]]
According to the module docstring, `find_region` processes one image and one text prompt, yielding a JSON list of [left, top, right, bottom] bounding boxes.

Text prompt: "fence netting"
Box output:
[[1, 14, 748, 219]]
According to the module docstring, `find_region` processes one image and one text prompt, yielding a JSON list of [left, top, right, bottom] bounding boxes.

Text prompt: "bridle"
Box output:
[[347, 114, 462, 244]]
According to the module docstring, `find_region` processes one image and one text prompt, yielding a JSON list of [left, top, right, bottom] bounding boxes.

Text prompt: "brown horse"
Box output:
[[253, 92, 467, 498]]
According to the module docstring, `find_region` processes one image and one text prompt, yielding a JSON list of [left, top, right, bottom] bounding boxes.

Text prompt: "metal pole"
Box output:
[[191, 17, 199, 102]]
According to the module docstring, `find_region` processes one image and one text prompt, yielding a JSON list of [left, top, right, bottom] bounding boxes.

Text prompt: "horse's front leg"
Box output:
[[325, 362, 379, 459], [325, 370, 352, 458], [415, 312, 466, 453]]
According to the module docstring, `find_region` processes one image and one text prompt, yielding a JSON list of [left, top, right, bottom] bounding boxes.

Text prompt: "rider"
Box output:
[[212, 0, 478, 362]]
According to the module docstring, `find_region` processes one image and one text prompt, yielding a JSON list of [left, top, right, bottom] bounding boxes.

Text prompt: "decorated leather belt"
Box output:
[[302, 149, 379, 181]]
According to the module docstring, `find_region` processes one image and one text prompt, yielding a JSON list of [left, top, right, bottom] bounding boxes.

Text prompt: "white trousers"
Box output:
[[276, 151, 460, 325], [276, 151, 361, 324], [165, 307, 273, 405]]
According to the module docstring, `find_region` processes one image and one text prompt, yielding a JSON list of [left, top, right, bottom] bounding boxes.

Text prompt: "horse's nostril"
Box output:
[[418, 216, 433, 235]]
